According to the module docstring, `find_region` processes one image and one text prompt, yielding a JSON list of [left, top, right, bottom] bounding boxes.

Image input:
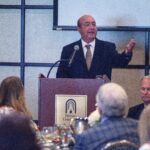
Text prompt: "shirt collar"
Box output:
[[81, 39, 95, 48]]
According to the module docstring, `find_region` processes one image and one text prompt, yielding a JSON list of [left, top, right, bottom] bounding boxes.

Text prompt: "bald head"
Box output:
[[77, 15, 95, 27], [77, 15, 97, 43]]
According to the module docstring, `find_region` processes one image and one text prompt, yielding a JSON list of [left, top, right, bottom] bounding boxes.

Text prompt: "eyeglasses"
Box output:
[[80, 22, 96, 27], [141, 87, 150, 92]]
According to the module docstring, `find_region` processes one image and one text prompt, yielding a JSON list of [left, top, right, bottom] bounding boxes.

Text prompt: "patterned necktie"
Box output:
[[85, 44, 92, 70]]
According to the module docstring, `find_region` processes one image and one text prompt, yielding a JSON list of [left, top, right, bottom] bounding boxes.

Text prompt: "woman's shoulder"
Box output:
[[0, 106, 15, 115]]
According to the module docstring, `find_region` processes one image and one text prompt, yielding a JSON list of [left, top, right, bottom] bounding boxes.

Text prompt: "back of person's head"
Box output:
[[96, 82, 128, 117], [0, 112, 41, 150], [0, 76, 30, 115], [139, 105, 150, 145]]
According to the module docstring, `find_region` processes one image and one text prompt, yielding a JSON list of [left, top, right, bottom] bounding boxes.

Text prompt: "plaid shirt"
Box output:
[[74, 117, 139, 150]]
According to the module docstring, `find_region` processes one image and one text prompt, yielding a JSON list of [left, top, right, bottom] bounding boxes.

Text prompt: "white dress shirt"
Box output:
[[81, 39, 95, 59]]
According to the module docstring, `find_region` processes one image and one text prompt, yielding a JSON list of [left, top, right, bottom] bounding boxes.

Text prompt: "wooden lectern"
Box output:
[[38, 76, 105, 128]]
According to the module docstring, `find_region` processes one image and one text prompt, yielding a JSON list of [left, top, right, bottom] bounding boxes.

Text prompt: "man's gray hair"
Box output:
[[140, 75, 150, 81], [96, 82, 129, 117]]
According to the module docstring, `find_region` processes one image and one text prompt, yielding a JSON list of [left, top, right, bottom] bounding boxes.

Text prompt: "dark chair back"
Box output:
[[101, 139, 139, 150]]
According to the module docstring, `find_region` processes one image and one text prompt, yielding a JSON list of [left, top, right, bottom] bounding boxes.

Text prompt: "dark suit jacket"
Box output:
[[73, 117, 139, 150], [127, 103, 144, 120], [56, 38, 132, 80]]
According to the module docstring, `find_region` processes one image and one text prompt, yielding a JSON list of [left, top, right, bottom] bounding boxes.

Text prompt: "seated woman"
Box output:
[[0, 76, 38, 131]]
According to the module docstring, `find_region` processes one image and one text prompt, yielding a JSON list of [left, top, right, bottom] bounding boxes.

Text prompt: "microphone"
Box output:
[[47, 59, 68, 78], [68, 45, 80, 67]]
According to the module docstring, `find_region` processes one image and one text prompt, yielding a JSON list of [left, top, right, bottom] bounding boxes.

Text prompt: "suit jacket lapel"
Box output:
[[90, 39, 103, 72], [77, 40, 89, 71]]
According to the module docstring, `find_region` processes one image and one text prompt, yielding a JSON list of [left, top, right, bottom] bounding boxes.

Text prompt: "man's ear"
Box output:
[[77, 26, 80, 32]]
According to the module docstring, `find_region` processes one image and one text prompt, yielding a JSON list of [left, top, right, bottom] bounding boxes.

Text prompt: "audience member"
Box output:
[[88, 103, 100, 126], [0, 112, 41, 150], [73, 82, 139, 150], [0, 76, 38, 131], [56, 15, 136, 80], [138, 105, 150, 146], [139, 143, 150, 150], [128, 75, 150, 119]]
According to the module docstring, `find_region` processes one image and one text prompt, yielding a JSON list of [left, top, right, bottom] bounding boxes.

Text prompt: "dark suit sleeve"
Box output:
[[127, 104, 144, 120], [56, 40, 85, 78], [99, 40, 132, 68], [56, 46, 71, 78], [98, 41, 132, 79], [111, 47, 132, 67], [56, 48, 68, 78]]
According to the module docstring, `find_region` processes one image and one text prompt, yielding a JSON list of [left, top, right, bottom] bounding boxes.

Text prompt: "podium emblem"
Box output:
[[66, 99, 76, 114], [55, 95, 87, 125]]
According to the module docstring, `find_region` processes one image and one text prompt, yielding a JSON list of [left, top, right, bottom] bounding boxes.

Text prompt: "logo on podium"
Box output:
[[55, 95, 87, 125], [65, 98, 76, 114]]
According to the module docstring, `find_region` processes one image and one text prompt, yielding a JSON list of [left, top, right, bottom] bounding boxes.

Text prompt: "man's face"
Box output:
[[77, 16, 97, 43], [140, 78, 150, 105]]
